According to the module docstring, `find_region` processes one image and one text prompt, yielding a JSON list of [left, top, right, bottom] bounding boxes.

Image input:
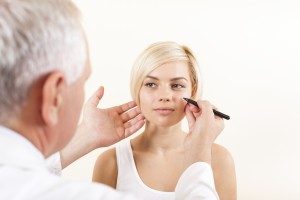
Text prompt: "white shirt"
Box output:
[[116, 139, 175, 199], [0, 126, 219, 200]]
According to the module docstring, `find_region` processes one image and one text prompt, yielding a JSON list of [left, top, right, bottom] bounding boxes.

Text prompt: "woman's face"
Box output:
[[139, 61, 193, 127]]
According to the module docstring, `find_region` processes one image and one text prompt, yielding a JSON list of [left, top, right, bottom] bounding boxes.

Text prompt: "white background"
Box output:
[[64, 0, 300, 199]]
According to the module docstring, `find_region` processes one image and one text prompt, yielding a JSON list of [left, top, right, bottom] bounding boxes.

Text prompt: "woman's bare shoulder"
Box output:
[[92, 147, 118, 187], [211, 143, 237, 200], [212, 143, 234, 164]]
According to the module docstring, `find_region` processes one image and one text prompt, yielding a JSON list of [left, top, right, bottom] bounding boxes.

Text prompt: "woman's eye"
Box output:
[[172, 84, 184, 89], [145, 82, 156, 87]]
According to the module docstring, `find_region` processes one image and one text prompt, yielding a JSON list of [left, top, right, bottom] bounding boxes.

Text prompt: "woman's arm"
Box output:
[[212, 144, 237, 200], [92, 148, 118, 188]]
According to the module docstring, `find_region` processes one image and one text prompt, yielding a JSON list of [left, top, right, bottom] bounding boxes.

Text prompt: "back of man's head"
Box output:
[[0, 0, 86, 122]]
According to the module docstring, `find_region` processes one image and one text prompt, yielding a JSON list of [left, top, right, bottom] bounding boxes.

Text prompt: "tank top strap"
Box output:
[[115, 139, 136, 189], [115, 139, 175, 200]]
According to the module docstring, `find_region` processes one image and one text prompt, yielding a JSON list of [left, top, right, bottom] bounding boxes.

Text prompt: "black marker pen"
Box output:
[[183, 97, 230, 120]]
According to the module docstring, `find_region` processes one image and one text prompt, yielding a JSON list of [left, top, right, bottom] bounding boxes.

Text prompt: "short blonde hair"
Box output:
[[130, 41, 202, 103]]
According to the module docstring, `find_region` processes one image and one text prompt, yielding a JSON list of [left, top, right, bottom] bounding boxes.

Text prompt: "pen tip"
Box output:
[[183, 97, 188, 101]]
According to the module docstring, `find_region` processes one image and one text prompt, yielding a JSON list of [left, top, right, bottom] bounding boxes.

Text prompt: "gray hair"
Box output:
[[0, 0, 86, 121]]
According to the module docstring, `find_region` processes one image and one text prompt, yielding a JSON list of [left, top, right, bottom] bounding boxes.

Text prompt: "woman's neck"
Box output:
[[134, 122, 186, 154]]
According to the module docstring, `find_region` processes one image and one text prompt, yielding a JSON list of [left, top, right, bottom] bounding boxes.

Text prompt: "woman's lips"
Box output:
[[154, 108, 175, 115]]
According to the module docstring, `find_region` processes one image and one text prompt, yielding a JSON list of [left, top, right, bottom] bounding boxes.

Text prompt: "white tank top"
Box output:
[[115, 139, 175, 200]]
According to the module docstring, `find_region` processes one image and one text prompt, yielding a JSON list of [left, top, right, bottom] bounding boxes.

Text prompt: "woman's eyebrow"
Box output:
[[145, 76, 188, 81], [145, 75, 159, 80], [170, 77, 188, 81]]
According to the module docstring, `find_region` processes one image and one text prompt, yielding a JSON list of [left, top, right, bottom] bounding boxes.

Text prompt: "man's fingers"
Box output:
[[211, 104, 218, 111], [124, 116, 145, 137], [114, 100, 137, 115], [120, 106, 142, 122], [86, 86, 104, 108], [197, 100, 214, 119], [185, 105, 196, 129], [188, 103, 201, 113], [124, 114, 145, 129]]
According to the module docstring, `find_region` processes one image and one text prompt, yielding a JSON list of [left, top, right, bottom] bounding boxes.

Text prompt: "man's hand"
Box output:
[[60, 86, 145, 168], [82, 86, 145, 148], [184, 100, 224, 166]]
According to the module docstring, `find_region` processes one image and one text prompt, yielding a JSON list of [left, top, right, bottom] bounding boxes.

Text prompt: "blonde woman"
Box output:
[[93, 41, 236, 200]]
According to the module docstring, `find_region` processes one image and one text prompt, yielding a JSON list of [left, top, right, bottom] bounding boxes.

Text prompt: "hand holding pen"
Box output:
[[183, 99, 225, 165], [183, 97, 230, 120]]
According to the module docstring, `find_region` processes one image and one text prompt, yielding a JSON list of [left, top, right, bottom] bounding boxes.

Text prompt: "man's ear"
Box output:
[[41, 72, 66, 126]]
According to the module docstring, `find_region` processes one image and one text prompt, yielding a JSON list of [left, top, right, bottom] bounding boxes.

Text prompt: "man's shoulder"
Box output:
[[0, 164, 121, 199]]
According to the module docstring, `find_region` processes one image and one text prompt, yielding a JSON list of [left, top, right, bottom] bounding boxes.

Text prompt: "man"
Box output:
[[0, 0, 223, 199]]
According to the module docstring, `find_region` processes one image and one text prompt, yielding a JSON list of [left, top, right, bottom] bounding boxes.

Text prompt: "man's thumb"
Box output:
[[86, 86, 104, 108]]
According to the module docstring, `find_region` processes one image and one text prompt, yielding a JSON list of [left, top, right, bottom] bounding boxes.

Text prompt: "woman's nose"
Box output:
[[158, 87, 172, 102], [159, 97, 170, 102]]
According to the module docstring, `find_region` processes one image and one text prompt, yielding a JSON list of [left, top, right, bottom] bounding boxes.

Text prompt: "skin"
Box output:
[[0, 10, 224, 197], [93, 61, 237, 200], [58, 36, 145, 168], [1, 40, 146, 162], [60, 85, 146, 168], [2, 48, 91, 157]]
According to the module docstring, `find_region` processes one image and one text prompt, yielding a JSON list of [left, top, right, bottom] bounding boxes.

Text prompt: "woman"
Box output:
[[92, 41, 237, 200]]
